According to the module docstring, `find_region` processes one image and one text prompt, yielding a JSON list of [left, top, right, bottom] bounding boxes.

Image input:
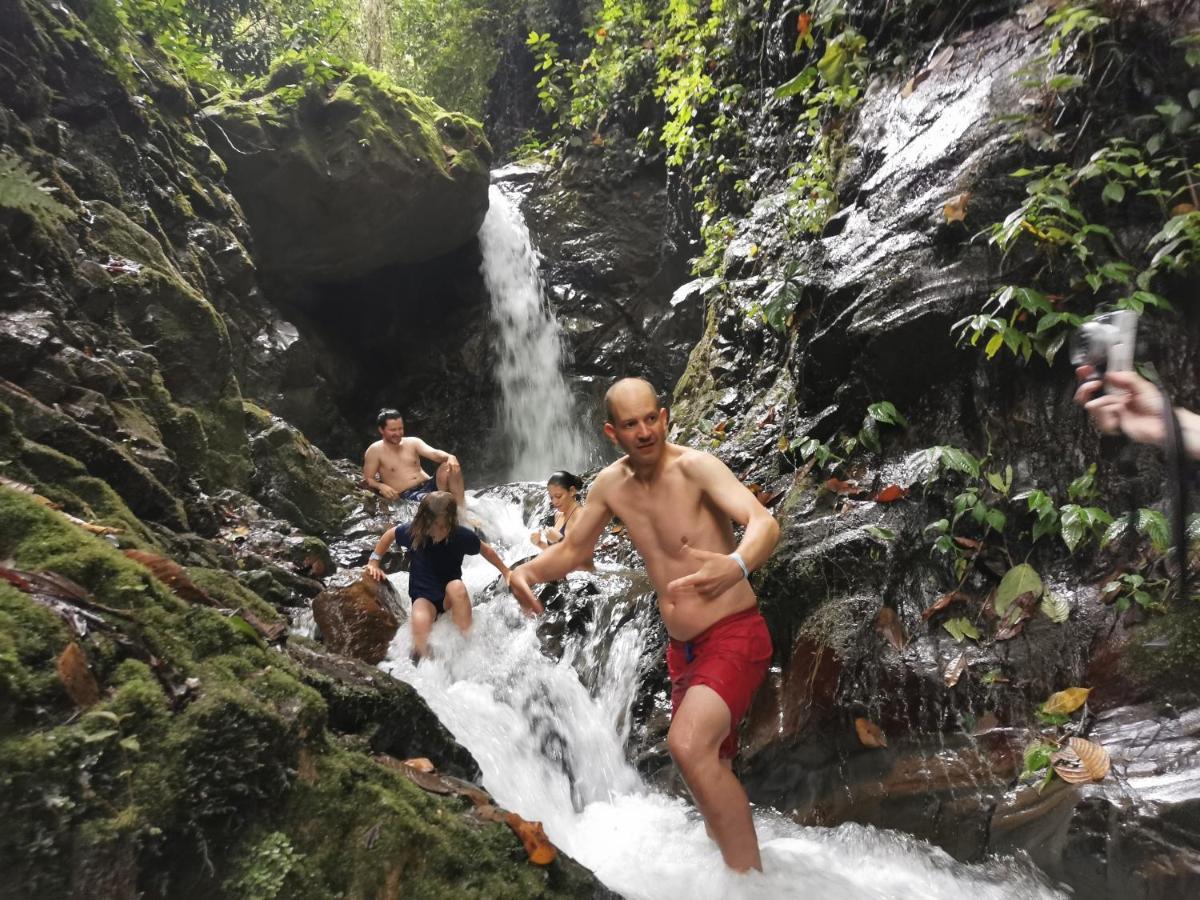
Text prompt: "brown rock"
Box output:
[[312, 576, 404, 664]]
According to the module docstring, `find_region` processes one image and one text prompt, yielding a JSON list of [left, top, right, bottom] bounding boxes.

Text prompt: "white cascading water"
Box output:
[[478, 185, 592, 481], [379, 494, 1067, 900]]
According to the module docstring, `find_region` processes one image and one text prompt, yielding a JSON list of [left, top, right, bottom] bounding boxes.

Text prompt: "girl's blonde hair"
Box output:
[[410, 491, 458, 549]]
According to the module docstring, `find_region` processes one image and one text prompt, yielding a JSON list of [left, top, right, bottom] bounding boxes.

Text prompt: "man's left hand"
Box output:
[[667, 542, 745, 600], [445, 455, 461, 473]]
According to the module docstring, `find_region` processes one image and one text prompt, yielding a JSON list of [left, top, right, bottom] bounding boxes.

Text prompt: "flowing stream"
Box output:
[[478, 184, 593, 481], [377, 493, 1066, 900]]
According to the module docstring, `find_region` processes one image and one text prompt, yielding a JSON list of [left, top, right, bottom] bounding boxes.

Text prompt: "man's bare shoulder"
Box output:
[[591, 459, 629, 491], [673, 444, 723, 474], [364, 439, 385, 459]]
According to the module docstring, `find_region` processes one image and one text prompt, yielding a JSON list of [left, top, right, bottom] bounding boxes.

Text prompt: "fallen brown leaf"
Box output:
[[57, 641, 100, 708], [922, 590, 964, 620], [855, 717, 888, 749], [123, 550, 215, 606], [944, 651, 969, 687], [403, 757, 436, 773], [1052, 736, 1110, 783], [505, 812, 558, 865], [943, 191, 971, 223], [825, 478, 863, 496], [875, 606, 906, 652], [873, 484, 909, 503]]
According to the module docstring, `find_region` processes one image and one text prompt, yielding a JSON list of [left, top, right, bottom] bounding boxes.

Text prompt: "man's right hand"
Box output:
[[374, 484, 399, 501], [1075, 367, 1166, 446], [365, 561, 385, 582], [507, 567, 544, 616]]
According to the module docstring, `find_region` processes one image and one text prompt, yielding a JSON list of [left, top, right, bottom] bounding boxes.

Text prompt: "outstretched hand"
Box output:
[[666, 541, 745, 600], [507, 568, 544, 617], [1074, 366, 1166, 446], [365, 561, 385, 582]]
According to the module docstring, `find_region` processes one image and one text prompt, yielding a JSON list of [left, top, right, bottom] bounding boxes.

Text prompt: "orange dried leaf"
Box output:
[[943, 191, 971, 223], [922, 590, 963, 620], [797, 12, 811, 36], [825, 478, 862, 496], [855, 717, 887, 749], [57, 641, 100, 708], [1052, 737, 1110, 783], [873, 484, 909, 503], [1170, 202, 1196, 218], [505, 812, 558, 865], [953, 536, 982, 552], [403, 757, 435, 773], [757, 490, 782, 508], [875, 606, 906, 652]]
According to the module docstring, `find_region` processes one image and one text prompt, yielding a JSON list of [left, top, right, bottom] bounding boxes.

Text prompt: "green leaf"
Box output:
[[1041, 591, 1070, 623], [82, 729, 119, 744], [119, 736, 141, 753], [1103, 513, 1131, 547], [1137, 508, 1170, 554], [227, 615, 265, 648], [867, 401, 908, 428], [943, 617, 981, 642], [985, 509, 1007, 533], [1022, 741, 1057, 776], [995, 564, 1044, 616], [1060, 504, 1087, 552], [1101, 181, 1125, 204], [867, 525, 896, 542], [773, 66, 818, 99]]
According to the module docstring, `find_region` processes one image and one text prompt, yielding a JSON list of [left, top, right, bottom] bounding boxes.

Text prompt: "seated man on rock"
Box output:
[[363, 408, 467, 510]]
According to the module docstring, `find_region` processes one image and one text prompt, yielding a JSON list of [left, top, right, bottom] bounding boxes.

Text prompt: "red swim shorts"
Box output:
[[666, 607, 773, 759]]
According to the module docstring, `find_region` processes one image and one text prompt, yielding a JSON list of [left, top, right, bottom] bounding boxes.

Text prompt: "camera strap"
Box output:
[[1160, 384, 1192, 604]]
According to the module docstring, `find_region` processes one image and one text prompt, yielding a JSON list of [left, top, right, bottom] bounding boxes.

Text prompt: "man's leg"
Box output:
[[436, 461, 467, 511], [667, 684, 761, 872], [410, 598, 437, 659], [443, 580, 472, 634]]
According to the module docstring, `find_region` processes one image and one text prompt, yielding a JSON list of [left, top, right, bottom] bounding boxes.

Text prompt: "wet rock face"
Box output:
[[201, 67, 493, 282], [500, 158, 701, 407]]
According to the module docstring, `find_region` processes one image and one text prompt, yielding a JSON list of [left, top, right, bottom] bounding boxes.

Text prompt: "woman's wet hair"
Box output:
[[547, 470, 584, 492], [410, 491, 457, 548]]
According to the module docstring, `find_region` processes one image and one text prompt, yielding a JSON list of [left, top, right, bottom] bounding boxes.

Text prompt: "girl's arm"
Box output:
[[365, 527, 399, 582], [479, 542, 511, 582]]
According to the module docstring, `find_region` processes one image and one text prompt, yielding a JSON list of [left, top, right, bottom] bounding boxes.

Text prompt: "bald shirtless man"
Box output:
[[363, 409, 467, 510], [509, 377, 780, 872]]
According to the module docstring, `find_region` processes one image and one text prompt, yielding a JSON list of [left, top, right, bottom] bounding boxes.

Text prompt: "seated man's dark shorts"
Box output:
[[400, 474, 438, 502]]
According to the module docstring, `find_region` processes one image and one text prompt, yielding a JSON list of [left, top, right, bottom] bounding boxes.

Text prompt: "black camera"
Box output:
[[1070, 309, 1138, 377]]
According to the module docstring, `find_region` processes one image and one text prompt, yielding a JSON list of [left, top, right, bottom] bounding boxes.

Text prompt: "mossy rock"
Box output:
[[200, 67, 493, 280], [0, 485, 601, 897]]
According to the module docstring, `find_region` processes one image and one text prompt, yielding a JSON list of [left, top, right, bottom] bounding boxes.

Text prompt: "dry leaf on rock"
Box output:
[[873, 485, 909, 503], [943, 191, 971, 223], [57, 641, 100, 708], [1052, 736, 1110, 783], [123, 550, 215, 606], [875, 606, 906, 652], [403, 757, 435, 773], [1041, 686, 1091, 716], [505, 812, 558, 865], [825, 478, 863, 496], [922, 590, 964, 620], [855, 717, 887, 749], [944, 652, 969, 687]]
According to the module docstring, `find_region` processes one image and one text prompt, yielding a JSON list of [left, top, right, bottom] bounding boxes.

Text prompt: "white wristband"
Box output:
[[369, 551, 382, 562], [729, 551, 749, 580]]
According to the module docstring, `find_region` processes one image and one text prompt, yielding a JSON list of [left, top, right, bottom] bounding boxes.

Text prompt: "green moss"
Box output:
[[0, 582, 72, 723], [196, 397, 253, 490], [185, 566, 280, 623], [1126, 601, 1200, 695], [60, 475, 161, 546]]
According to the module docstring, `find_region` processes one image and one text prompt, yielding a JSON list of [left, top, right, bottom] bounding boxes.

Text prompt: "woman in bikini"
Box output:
[[366, 491, 532, 661], [530, 470, 585, 549]]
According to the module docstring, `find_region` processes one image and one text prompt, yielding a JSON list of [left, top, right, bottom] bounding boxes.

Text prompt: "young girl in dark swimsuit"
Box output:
[[531, 470, 584, 548], [366, 491, 524, 660]]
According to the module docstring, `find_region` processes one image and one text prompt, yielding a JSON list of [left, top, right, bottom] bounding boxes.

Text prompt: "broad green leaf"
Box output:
[[995, 564, 1043, 616], [82, 729, 119, 744], [867, 401, 908, 427], [943, 617, 981, 642], [1137, 508, 1170, 553], [1041, 591, 1070, 623], [1102, 181, 1126, 204]]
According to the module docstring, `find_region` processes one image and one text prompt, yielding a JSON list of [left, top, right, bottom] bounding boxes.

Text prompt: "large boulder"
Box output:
[[201, 65, 493, 281], [312, 573, 406, 664]]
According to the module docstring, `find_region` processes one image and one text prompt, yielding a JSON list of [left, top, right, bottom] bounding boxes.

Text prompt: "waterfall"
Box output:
[[379, 493, 1067, 900], [478, 184, 592, 481]]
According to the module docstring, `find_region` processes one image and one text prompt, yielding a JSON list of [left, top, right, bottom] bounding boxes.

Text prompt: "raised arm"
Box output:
[[508, 472, 615, 612], [362, 444, 399, 500], [365, 527, 399, 582], [667, 453, 780, 600]]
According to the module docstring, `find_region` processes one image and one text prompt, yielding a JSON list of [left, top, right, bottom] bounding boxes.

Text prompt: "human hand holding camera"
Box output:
[[1074, 367, 1169, 445]]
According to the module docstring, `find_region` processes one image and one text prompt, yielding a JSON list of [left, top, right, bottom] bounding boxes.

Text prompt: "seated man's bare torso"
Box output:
[[364, 438, 431, 494], [602, 447, 758, 642]]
